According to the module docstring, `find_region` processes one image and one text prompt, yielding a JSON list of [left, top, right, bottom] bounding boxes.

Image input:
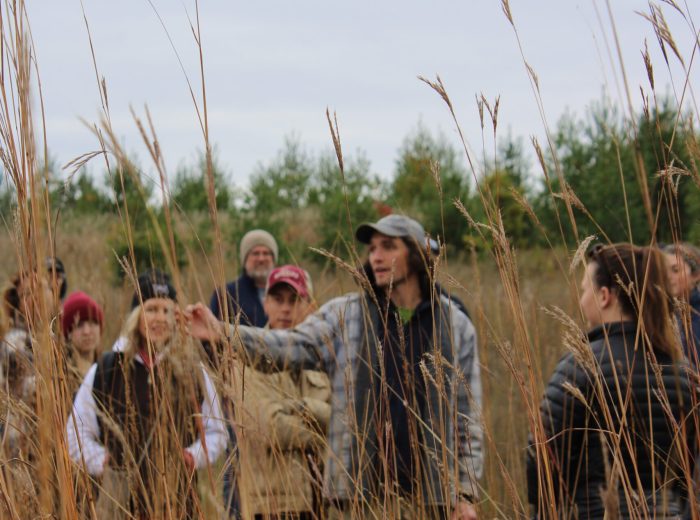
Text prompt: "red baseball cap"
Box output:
[[266, 265, 310, 299]]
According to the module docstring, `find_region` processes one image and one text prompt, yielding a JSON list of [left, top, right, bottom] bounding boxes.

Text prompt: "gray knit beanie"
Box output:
[[239, 229, 278, 265]]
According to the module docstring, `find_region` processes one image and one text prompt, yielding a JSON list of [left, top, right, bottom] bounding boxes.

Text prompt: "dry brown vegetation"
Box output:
[[0, 0, 698, 518], [0, 219, 579, 517]]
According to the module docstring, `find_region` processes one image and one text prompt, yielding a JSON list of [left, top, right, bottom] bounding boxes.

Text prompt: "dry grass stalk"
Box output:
[[0, 0, 697, 518]]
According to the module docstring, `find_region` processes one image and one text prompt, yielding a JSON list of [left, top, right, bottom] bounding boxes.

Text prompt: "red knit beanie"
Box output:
[[61, 291, 104, 339]]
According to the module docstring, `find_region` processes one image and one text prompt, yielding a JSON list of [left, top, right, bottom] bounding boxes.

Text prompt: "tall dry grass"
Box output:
[[0, 215, 578, 518], [0, 0, 698, 518]]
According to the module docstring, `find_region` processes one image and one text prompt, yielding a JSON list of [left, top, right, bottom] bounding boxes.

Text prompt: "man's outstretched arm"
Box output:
[[186, 301, 340, 372]]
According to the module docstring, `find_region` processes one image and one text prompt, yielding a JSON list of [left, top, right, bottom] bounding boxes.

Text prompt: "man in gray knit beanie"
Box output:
[[238, 229, 279, 284], [210, 229, 278, 327]]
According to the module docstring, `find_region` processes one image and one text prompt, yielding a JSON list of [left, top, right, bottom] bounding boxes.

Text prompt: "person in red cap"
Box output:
[[226, 265, 330, 520], [61, 291, 103, 395], [59, 291, 103, 520], [263, 265, 314, 329]]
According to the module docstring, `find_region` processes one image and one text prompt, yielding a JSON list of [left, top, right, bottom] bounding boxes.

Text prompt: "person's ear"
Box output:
[[597, 286, 615, 309]]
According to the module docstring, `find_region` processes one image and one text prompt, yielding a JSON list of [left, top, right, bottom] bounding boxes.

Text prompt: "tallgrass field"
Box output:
[[0, 0, 698, 518]]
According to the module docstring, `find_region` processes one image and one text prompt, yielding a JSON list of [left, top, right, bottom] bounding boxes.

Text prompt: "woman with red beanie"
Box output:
[[61, 291, 104, 396]]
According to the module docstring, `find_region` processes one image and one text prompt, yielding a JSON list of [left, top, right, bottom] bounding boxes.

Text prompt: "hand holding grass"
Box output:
[[185, 303, 226, 343]]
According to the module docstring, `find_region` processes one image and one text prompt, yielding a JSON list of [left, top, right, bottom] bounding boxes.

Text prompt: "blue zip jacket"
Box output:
[[210, 272, 267, 327]]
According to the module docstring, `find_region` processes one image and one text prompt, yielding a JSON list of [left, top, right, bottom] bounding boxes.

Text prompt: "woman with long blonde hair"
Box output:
[[67, 269, 226, 519]]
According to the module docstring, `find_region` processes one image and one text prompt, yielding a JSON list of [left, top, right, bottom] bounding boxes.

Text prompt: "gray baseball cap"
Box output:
[[355, 214, 426, 246]]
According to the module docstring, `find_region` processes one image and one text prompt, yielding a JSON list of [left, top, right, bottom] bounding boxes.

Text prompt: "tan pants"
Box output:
[[95, 468, 130, 519]]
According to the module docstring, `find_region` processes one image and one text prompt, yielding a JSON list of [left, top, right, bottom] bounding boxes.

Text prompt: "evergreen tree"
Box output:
[[312, 151, 384, 253], [389, 123, 470, 249], [171, 148, 233, 213]]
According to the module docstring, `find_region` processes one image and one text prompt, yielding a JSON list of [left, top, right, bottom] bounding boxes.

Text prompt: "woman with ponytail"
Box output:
[[527, 243, 697, 518]]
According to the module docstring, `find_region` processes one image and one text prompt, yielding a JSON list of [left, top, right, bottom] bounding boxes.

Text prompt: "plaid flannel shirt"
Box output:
[[232, 291, 483, 504]]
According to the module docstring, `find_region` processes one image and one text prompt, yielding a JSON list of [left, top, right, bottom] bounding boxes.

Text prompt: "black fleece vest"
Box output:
[[92, 351, 202, 472]]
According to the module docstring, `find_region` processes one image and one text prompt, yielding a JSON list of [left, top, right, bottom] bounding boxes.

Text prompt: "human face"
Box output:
[[138, 298, 176, 347], [245, 246, 275, 286], [69, 321, 101, 357], [664, 252, 693, 298], [263, 285, 312, 329], [580, 262, 603, 328], [368, 233, 412, 289]]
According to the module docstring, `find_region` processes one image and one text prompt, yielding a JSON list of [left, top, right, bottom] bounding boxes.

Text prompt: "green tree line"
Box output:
[[1, 97, 698, 274]]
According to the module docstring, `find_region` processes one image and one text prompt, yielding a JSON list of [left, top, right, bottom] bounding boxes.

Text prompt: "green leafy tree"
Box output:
[[474, 169, 534, 249], [0, 174, 16, 218], [109, 215, 187, 281], [49, 169, 111, 215], [637, 100, 699, 243], [107, 159, 154, 224], [471, 136, 535, 249], [240, 136, 315, 241], [104, 159, 178, 280], [497, 135, 530, 190], [72, 171, 112, 213], [684, 183, 700, 243], [534, 103, 640, 245], [247, 137, 313, 210], [233, 135, 386, 262]]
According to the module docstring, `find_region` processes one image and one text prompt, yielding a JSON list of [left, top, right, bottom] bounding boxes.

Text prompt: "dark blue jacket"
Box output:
[[209, 272, 267, 327]]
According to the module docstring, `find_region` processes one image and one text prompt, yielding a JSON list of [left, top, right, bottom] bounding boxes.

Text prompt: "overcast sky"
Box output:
[[24, 1, 699, 189]]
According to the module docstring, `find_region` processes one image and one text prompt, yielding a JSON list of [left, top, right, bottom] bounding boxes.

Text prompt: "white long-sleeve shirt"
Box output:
[[66, 352, 227, 476]]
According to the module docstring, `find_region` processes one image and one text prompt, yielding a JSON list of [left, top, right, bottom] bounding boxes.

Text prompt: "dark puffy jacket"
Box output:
[[527, 321, 696, 519], [679, 288, 700, 369], [209, 272, 267, 327]]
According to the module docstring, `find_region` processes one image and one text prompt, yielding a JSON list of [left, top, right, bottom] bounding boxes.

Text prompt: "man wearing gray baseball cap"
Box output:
[[355, 214, 427, 247], [187, 214, 483, 519]]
